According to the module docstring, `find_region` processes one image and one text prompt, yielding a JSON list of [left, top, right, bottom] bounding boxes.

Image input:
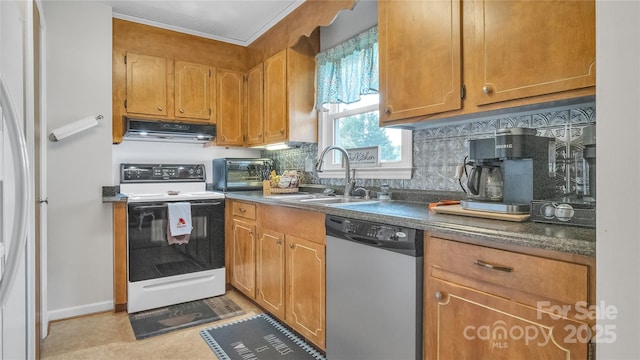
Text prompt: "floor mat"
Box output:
[[200, 313, 325, 360], [128, 295, 245, 340]]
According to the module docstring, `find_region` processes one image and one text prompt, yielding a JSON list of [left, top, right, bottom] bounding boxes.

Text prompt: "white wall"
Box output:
[[44, 1, 259, 320], [44, 1, 114, 320], [596, 1, 640, 358]]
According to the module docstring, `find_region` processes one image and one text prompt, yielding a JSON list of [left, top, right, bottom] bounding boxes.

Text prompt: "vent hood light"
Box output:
[[264, 143, 291, 151]]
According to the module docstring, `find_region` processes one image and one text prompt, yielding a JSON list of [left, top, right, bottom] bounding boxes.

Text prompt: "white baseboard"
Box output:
[[48, 300, 114, 322]]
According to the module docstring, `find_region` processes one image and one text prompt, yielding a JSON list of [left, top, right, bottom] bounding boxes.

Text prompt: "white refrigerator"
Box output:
[[1, 0, 36, 358]]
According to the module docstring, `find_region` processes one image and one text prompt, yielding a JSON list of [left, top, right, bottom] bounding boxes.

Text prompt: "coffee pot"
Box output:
[[467, 164, 504, 202]]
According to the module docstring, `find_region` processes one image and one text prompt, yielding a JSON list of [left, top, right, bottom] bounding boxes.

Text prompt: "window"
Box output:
[[316, 27, 412, 180]]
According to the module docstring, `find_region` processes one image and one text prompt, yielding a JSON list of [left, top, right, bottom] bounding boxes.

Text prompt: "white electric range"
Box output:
[[120, 163, 226, 313]]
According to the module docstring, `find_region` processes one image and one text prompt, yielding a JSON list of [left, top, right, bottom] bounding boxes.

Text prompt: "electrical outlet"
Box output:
[[453, 165, 464, 180], [305, 158, 314, 172]]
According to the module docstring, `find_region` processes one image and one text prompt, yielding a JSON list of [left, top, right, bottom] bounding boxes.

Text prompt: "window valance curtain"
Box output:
[[315, 26, 378, 111]]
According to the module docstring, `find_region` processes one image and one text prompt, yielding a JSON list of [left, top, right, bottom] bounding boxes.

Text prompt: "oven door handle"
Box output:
[[131, 201, 222, 211]]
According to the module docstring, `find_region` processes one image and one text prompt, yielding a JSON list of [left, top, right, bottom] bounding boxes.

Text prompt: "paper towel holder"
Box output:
[[49, 115, 103, 142]]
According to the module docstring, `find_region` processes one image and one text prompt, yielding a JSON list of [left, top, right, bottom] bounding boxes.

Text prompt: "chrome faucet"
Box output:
[[316, 145, 356, 197]]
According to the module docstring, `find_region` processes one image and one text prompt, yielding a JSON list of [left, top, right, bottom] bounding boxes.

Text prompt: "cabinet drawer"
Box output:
[[232, 201, 256, 220], [426, 236, 589, 308]]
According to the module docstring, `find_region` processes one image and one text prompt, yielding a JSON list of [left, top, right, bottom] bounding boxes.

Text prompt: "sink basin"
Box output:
[[265, 193, 314, 200], [268, 193, 379, 206], [299, 197, 378, 206]]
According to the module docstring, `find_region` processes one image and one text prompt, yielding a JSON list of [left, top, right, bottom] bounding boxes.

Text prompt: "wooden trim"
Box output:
[[113, 19, 248, 71], [247, 0, 356, 67], [113, 202, 127, 312]]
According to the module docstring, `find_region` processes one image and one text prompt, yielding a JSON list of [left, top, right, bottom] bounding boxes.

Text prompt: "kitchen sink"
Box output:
[[268, 194, 379, 206], [299, 197, 379, 206], [265, 193, 315, 200]]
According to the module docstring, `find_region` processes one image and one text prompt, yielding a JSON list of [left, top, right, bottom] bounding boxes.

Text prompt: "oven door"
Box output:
[[127, 200, 225, 283]]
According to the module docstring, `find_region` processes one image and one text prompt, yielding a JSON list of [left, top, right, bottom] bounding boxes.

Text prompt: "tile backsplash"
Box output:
[[262, 103, 596, 196]]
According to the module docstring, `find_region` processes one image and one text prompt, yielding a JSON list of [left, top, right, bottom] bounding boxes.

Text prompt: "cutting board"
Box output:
[[431, 204, 530, 222]]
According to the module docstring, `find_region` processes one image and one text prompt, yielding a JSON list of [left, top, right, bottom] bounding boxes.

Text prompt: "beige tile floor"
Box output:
[[41, 290, 262, 360]]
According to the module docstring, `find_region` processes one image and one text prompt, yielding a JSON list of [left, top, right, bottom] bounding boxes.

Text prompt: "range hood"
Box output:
[[122, 117, 216, 143]]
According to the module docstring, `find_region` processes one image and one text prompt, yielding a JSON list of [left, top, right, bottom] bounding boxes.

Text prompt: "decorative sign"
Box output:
[[346, 146, 380, 168]]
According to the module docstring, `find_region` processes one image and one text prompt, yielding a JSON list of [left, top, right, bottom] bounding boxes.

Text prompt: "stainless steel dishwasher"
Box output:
[[325, 215, 424, 360]]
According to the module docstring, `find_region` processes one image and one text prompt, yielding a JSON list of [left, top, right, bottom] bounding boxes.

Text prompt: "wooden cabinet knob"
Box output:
[[221, 136, 226, 141], [258, 133, 262, 138], [289, 244, 295, 249], [384, 105, 392, 115], [179, 108, 184, 113], [279, 129, 284, 135], [434, 291, 443, 301], [157, 106, 164, 111], [482, 85, 491, 94], [276, 240, 282, 245]]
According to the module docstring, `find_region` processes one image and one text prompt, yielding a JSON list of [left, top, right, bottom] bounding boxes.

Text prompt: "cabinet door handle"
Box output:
[[238, 208, 246, 212], [179, 108, 184, 113], [221, 135, 226, 141], [482, 85, 491, 94], [474, 259, 512, 273], [258, 133, 262, 137], [384, 105, 392, 115], [157, 106, 164, 111], [434, 291, 443, 301], [289, 244, 295, 249], [279, 129, 284, 135], [276, 240, 282, 245]]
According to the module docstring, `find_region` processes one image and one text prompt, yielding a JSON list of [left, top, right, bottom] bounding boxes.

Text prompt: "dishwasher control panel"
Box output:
[[343, 220, 410, 241], [326, 215, 424, 256]]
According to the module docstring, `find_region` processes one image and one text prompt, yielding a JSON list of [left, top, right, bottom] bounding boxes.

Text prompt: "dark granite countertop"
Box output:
[[102, 186, 127, 203], [225, 191, 595, 257]]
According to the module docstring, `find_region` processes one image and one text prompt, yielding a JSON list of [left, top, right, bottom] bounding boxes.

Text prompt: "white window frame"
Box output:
[[317, 102, 413, 180]]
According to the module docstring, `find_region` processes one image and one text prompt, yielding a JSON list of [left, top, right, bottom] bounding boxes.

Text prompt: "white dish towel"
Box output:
[[167, 202, 193, 237]]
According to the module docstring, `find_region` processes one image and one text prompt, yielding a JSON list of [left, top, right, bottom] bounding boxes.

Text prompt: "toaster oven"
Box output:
[[212, 158, 273, 191]]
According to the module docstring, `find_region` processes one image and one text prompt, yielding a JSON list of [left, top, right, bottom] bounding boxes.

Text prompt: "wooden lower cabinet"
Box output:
[[231, 202, 326, 350], [426, 278, 590, 359], [285, 235, 326, 349], [230, 218, 256, 298], [424, 235, 594, 359], [256, 228, 286, 319]]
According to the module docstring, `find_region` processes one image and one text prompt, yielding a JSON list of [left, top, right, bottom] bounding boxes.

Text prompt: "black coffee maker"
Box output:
[[462, 128, 556, 214]]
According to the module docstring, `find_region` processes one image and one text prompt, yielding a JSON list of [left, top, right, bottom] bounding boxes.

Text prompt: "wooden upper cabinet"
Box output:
[[247, 44, 317, 147], [378, 0, 462, 124], [216, 68, 245, 146], [246, 63, 265, 146], [474, 0, 596, 105], [126, 53, 168, 117], [264, 49, 288, 144], [174, 60, 212, 120]]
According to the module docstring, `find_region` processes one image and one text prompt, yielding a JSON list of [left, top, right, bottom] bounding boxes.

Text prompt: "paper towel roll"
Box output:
[[49, 115, 101, 142]]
